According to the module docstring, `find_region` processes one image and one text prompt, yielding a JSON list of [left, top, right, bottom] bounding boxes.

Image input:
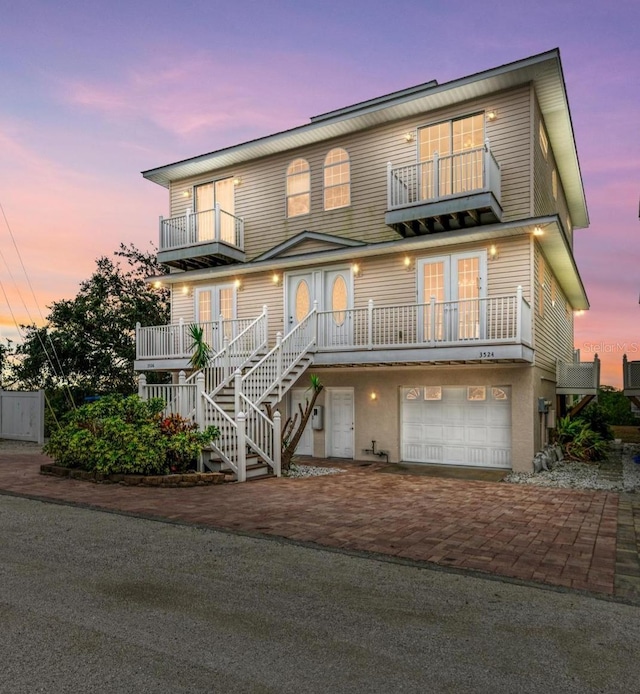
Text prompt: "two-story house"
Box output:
[[136, 49, 597, 481]]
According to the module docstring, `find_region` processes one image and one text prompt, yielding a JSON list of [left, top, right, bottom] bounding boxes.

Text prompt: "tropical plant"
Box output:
[[268, 374, 323, 471], [552, 415, 608, 462], [44, 395, 218, 475], [188, 324, 213, 371]]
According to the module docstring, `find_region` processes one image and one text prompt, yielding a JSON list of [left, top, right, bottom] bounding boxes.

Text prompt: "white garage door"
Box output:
[[401, 386, 511, 468]]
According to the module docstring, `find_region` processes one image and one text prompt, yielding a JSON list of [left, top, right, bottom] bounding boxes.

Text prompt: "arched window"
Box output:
[[324, 148, 350, 210], [286, 158, 310, 217]]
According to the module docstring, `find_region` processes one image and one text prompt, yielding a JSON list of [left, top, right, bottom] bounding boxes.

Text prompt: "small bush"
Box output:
[[552, 415, 608, 462], [577, 403, 614, 441], [44, 395, 218, 475]]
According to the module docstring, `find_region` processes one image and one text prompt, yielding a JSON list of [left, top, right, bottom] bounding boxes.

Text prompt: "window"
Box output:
[[539, 121, 549, 159], [552, 169, 558, 200], [324, 148, 350, 210], [286, 159, 310, 217], [418, 114, 484, 197]]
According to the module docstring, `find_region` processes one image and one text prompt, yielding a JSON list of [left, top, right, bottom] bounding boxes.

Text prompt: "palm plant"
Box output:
[[188, 324, 212, 371]]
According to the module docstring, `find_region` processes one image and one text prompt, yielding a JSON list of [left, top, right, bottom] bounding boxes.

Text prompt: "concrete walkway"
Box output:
[[1, 446, 639, 602]]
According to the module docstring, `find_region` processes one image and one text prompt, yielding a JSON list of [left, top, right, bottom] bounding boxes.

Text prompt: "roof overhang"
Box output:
[[142, 49, 588, 228], [150, 215, 589, 310]]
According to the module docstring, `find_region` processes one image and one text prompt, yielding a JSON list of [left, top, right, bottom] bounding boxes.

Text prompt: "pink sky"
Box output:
[[0, 0, 638, 386]]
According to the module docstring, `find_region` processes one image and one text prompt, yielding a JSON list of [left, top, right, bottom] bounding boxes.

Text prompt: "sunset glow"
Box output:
[[1, 0, 638, 386]]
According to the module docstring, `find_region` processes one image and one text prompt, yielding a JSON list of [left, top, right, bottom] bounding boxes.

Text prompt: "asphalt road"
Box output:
[[1, 494, 639, 694]]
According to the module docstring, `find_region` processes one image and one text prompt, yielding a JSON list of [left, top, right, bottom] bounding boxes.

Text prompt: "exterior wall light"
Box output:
[[352, 263, 361, 277], [489, 244, 498, 260], [272, 272, 281, 286], [404, 256, 413, 270], [370, 392, 377, 401], [404, 132, 415, 142], [486, 110, 497, 122], [233, 177, 242, 186], [533, 226, 544, 236], [234, 278, 243, 291]]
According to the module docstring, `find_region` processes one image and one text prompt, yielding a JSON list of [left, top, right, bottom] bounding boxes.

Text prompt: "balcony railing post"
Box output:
[[516, 286, 523, 343], [624, 353, 629, 390], [433, 151, 440, 198], [158, 216, 164, 250], [387, 162, 393, 208], [312, 300, 318, 348], [178, 318, 185, 358], [262, 304, 268, 347], [218, 312, 225, 352], [594, 353, 600, 391], [223, 336, 230, 380], [185, 209, 192, 245], [214, 202, 221, 241], [135, 322, 141, 359], [178, 370, 186, 417], [368, 299, 374, 349], [484, 138, 490, 191], [429, 296, 436, 345]]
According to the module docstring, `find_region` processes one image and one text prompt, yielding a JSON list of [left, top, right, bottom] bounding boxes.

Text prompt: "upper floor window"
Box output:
[[419, 114, 484, 196], [324, 148, 351, 210], [286, 158, 310, 217], [539, 122, 549, 159], [419, 114, 484, 161]]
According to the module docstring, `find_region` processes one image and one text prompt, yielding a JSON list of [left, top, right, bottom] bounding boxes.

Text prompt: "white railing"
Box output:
[[188, 306, 269, 395], [138, 372, 197, 418], [238, 395, 281, 478], [315, 291, 531, 351], [623, 355, 640, 392], [159, 203, 244, 252], [556, 354, 600, 394], [200, 388, 241, 479], [240, 305, 318, 407], [387, 142, 501, 209], [136, 315, 256, 360]]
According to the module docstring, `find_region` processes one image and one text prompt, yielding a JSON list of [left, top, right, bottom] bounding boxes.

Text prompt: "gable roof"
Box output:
[[254, 230, 366, 262], [142, 49, 588, 228]]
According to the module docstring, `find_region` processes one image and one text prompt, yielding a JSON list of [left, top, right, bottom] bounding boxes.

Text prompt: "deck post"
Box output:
[[218, 313, 225, 352], [195, 372, 205, 429], [236, 412, 247, 483], [137, 373, 147, 400], [433, 151, 440, 199], [387, 162, 393, 208], [214, 202, 221, 242], [178, 318, 185, 357], [234, 370, 242, 417], [368, 299, 374, 349], [429, 296, 436, 345], [273, 410, 282, 478]]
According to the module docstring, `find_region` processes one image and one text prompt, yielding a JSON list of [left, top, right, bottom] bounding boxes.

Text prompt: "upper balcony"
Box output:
[[157, 202, 245, 270], [556, 353, 600, 396], [385, 142, 502, 237]]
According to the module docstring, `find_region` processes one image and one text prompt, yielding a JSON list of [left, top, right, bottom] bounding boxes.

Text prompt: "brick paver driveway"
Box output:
[[2, 447, 637, 601]]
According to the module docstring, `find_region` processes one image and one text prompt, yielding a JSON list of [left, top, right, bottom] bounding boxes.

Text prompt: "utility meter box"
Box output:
[[311, 405, 324, 430]]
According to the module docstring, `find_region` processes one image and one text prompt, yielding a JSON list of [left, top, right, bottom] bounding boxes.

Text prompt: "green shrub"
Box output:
[[44, 395, 218, 475], [552, 415, 608, 462], [577, 403, 614, 441]]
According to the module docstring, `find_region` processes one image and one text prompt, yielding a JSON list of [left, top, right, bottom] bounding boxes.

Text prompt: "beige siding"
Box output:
[[165, 86, 534, 261], [532, 242, 575, 374], [278, 239, 347, 257], [532, 97, 573, 246]]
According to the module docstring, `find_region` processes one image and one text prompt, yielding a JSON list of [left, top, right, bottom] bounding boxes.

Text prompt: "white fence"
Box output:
[[0, 389, 45, 444]]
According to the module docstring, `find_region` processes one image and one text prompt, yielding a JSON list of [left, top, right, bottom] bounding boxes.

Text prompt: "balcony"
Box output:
[[135, 316, 257, 371], [556, 353, 600, 396], [385, 143, 502, 236], [313, 290, 532, 366], [136, 291, 533, 370], [623, 354, 640, 399], [157, 203, 245, 270]]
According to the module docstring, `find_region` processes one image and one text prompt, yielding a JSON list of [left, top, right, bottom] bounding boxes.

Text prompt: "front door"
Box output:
[[327, 388, 354, 458], [417, 252, 485, 342], [194, 178, 235, 244], [195, 284, 236, 351], [285, 268, 352, 346]]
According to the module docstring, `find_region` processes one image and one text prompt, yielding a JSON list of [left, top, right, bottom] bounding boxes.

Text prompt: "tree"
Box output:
[[596, 386, 637, 426], [10, 244, 169, 397]]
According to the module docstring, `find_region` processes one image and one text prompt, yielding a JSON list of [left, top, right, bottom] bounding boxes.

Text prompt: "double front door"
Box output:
[[285, 268, 353, 346], [417, 252, 486, 342]]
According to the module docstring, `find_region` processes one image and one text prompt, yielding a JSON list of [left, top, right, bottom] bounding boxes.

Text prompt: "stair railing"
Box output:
[[239, 303, 317, 408]]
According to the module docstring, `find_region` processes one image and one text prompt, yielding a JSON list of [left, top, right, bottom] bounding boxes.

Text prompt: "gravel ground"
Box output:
[[284, 462, 347, 478], [505, 443, 640, 492]]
